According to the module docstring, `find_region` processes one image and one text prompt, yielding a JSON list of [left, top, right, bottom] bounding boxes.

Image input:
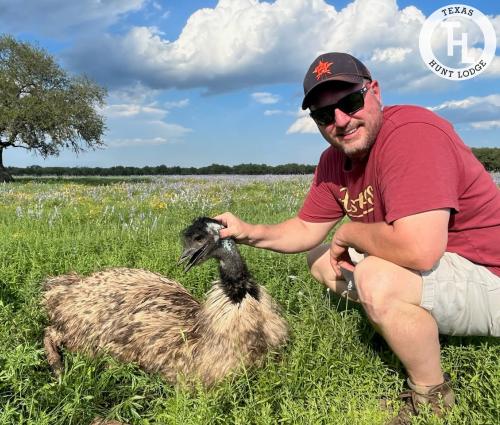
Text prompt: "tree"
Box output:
[[0, 35, 106, 182]]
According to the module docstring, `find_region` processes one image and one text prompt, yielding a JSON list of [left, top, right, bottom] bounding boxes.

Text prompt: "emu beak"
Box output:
[[178, 244, 209, 272]]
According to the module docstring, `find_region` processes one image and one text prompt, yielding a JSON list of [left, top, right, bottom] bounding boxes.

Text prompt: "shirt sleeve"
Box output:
[[298, 150, 345, 223], [378, 122, 461, 223]]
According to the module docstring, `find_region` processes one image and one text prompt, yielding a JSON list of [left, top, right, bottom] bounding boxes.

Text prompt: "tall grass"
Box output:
[[0, 176, 498, 425]]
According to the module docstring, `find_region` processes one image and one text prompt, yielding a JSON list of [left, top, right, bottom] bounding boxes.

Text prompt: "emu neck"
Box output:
[[217, 246, 259, 304]]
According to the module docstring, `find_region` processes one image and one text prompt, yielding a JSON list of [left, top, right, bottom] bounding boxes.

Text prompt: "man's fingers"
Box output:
[[218, 228, 231, 239], [329, 256, 341, 277], [338, 260, 355, 272], [213, 212, 246, 240], [213, 212, 230, 225]]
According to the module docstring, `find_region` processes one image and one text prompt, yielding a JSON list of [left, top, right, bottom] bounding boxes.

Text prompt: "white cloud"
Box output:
[[429, 94, 500, 111], [428, 94, 500, 127], [287, 110, 318, 134], [104, 116, 192, 148], [164, 99, 190, 109], [483, 55, 500, 78], [104, 95, 189, 120], [264, 110, 283, 116], [490, 14, 500, 45], [68, 0, 475, 93], [371, 47, 412, 64], [106, 137, 179, 147], [103, 93, 192, 149], [10, 0, 498, 98], [470, 120, 500, 130], [264, 109, 296, 116], [104, 103, 167, 118], [252, 92, 280, 104]]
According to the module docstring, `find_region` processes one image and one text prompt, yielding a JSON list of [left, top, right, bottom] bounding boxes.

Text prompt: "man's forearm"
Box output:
[[246, 217, 333, 254], [333, 220, 434, 271], [216, 212, 339, 255], [246, 221, 310, 253], [334, 221, 394, 253]]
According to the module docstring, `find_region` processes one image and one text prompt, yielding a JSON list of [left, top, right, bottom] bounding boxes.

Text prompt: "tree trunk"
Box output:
[[0, 147, 14, 182]]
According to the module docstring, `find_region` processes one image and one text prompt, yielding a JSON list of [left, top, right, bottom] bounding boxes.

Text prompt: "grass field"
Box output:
[[0, 176, 498, 425]]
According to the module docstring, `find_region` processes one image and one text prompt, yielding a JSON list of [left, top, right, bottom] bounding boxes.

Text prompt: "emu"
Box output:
[[42, 217, 288, 386]]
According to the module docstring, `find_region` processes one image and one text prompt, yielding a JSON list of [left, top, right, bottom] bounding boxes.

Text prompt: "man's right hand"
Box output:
[[213, 212, 251, 243]]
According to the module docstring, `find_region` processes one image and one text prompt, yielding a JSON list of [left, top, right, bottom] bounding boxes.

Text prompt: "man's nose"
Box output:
[[334, 108, 352, 127]]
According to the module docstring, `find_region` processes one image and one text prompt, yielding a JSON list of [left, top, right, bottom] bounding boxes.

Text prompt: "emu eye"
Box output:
[[194, 235, 205, 242]]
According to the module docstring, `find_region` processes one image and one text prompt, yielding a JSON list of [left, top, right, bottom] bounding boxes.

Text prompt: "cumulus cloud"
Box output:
[[428, 94, 500, 127], [252, 92, 280, 104], [7, 0, 500, 103], [64, 0, 462, 93], [286, 110, 318, 134]]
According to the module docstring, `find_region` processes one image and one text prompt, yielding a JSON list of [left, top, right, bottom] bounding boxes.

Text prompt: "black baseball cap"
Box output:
[[302, 52, 372, 110]]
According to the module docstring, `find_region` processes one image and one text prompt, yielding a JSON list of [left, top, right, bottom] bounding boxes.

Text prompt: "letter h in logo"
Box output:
[[442, 21, 475, 64]]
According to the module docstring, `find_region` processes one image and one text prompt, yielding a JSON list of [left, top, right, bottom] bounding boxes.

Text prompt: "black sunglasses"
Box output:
[[309, 85, 369, 126]]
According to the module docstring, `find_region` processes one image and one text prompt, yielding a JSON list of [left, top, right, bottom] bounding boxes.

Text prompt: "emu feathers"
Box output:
[[42, 217, 288, 386]]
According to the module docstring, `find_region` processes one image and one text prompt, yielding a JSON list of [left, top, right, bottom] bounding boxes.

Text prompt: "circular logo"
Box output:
[[419, 4, 497, 81]]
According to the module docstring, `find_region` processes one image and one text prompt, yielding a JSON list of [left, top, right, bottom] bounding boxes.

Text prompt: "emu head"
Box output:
[[178, 217, 232, 272]]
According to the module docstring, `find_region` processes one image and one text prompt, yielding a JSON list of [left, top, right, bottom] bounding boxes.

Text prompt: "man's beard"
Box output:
[[332, 115, 383, 159]]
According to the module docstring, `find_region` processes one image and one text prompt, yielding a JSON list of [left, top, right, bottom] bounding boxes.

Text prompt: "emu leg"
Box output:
[[43, 326, 64, 376]]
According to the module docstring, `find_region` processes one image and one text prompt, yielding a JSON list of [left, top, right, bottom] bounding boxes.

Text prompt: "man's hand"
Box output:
[[330, 224, 355, 277], [213, 212, 251, 243]]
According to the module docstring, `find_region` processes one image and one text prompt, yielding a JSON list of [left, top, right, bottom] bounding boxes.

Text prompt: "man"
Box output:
[[216, 52, 500, 424]]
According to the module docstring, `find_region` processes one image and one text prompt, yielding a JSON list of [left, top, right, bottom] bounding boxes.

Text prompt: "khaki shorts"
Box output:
[[343, 250, 500, 337], [420, 252, 500, 336]]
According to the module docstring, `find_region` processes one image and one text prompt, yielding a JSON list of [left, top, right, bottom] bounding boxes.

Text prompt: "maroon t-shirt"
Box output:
[[299, 105, 500, 277]]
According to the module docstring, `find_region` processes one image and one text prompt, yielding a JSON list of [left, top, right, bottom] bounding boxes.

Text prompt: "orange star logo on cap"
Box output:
[[313, 60, 333, 80]]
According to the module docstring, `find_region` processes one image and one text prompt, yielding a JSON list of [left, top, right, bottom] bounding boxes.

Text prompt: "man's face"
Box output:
[[309, 81, 383, 160]]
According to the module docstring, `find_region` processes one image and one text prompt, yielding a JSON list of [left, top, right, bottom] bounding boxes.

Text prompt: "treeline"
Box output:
[[6, 163, 316, 176], [6, 148, 500, 176], [472, 148, 500, 172]]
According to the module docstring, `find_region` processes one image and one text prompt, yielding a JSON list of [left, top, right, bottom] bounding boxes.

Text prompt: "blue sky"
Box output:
[[1, 0, 499, 168]]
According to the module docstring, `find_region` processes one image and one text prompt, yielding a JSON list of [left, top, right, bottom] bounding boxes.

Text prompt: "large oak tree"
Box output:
[[0, 35, 106, 181]]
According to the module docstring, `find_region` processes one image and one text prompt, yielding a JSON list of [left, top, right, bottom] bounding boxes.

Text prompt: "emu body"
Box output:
[[43, 218, 288, 386]]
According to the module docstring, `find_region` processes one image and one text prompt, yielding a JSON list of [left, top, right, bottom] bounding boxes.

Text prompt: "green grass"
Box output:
[[0, 176, 498, 425]]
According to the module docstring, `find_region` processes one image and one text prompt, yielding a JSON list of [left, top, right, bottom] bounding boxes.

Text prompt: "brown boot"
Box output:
[[387, 373, 455, 424]]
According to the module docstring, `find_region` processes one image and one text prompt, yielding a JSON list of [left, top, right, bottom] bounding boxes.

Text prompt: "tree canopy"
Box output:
[[0, 34, 106, 181]]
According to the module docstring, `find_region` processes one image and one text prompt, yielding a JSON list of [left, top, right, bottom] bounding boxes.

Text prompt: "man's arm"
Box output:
[[215, 212, 339, 253], [332, 209, 450, 272]]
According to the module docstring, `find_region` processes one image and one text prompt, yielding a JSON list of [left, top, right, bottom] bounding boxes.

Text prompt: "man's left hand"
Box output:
[[330, 225, 355, 276]]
